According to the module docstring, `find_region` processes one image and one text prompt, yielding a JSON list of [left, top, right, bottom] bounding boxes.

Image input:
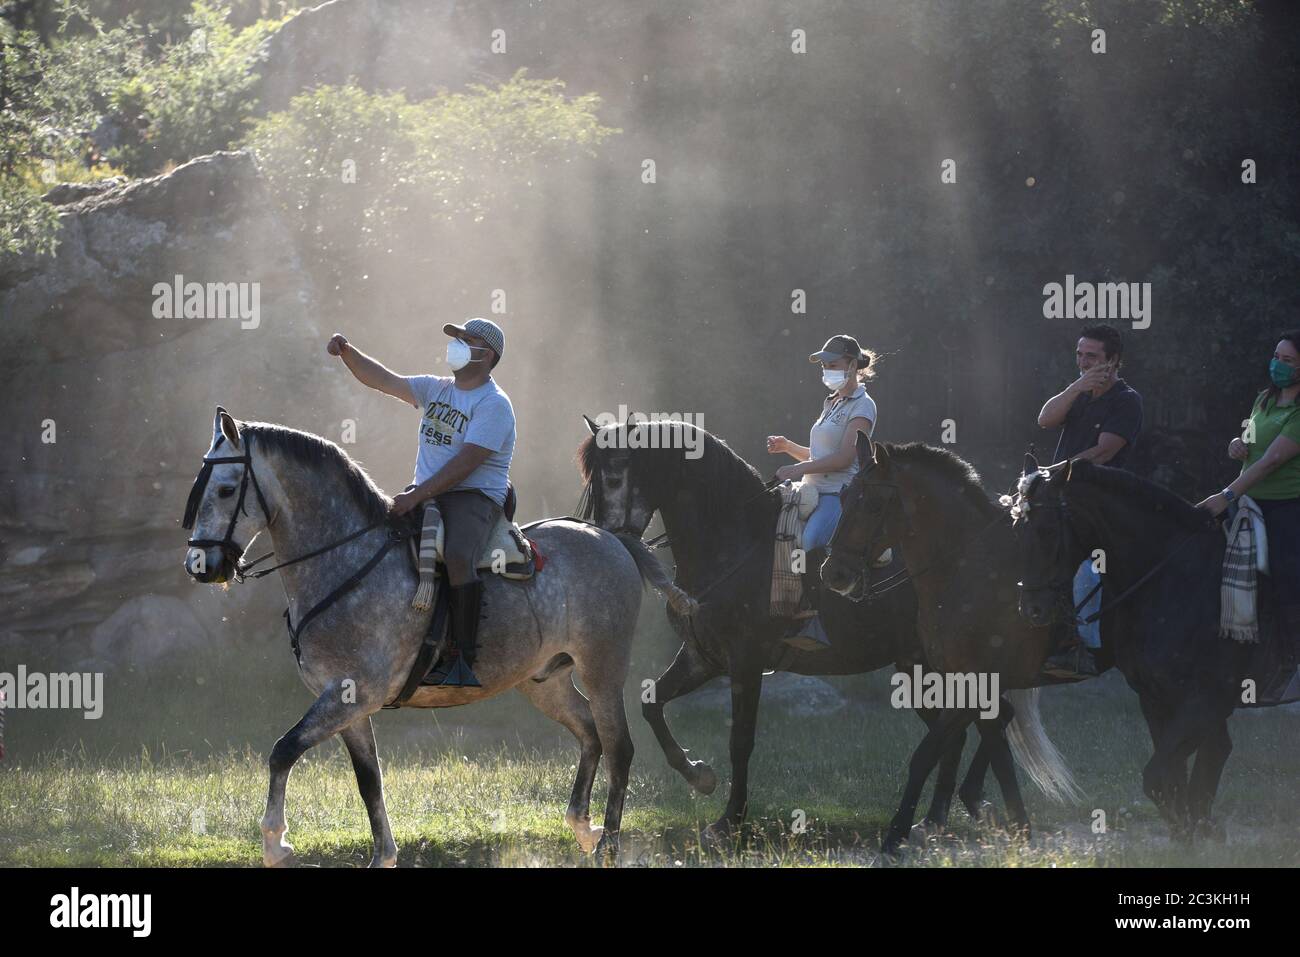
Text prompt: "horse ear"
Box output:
[[874, 442, 891, 473], [1023, 452, 1039, 476], [855, 430, 873, 469], [218, 408, 241, 450], [582, 414, 599, 436]]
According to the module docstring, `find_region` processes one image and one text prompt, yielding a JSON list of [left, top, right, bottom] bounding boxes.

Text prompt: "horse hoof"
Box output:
[[1194, 819, 1227, 844], [962, 796, 992, 821], [263, 843, 297, 868], [687, 762, 718, 795], [368, 851, 398, 868], [879, 835, 905, 858], [594, 834, 620, 866], [702, 819, 737, 847], [575, 824, 604, 854], [910, 820, 944, 843]]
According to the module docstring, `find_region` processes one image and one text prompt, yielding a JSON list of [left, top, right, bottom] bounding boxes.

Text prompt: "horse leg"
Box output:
[[705, 653, 765, 839], [1188, 719, 1231, 842], [339, 716, 397, 868], [643, 640, 721, 794], [517, 670, 604, 854], [917, 708, 966, 830], [957, 733, 993, 820], [1138, 696, 1176, 823], [575, 658, 634, 864], [261, 687, 366, 867], [882, 709, 974, 855], [977, 708, 1030, 840], [1163, 709, 1209, 843]]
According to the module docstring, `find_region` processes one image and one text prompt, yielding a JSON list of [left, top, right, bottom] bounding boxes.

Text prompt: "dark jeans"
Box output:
[[1258, 496, 1300, 623], [435, 489, 503, 586]]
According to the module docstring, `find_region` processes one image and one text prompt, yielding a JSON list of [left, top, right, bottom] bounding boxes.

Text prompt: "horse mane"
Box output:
[[1066, 459, 1209, 530], [241, 422, 391, 523], [882, 441, 999, 515], [577, 420, 770, 521]]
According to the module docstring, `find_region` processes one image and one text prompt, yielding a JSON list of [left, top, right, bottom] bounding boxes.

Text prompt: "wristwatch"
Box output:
[[1221, 488, 1236, 503]]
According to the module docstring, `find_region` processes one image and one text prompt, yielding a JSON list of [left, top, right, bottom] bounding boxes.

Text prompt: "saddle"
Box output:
[[770, 480, 892, 618], [397, 484, 536, 589], [385, 486, 536, 707], [405, 511, 536, 580]]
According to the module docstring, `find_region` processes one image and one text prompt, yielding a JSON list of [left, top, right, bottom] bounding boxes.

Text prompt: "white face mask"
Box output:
[[822, 369, 849, 391], [445, 338, 486, 371]]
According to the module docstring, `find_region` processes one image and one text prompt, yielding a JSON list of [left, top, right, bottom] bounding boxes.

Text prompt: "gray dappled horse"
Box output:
[[182, 408, 679, 865]]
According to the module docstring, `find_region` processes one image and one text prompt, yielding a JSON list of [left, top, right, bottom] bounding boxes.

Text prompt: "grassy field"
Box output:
[[2, 630, 1297, 867]]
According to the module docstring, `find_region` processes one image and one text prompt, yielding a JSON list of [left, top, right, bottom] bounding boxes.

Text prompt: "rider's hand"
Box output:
[[775, 464, 803, 483], [766, 435, 791, 455], [1228, 437, 1249, 462], [327, 333, 349, 357], [1074, 363, 1111, 394], [1195, 492, 1230, 517], [390, 490, 423, 516]]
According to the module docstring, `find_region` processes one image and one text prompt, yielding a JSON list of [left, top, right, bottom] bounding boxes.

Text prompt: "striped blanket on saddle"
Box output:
[[1220, 495, 1268, 643]]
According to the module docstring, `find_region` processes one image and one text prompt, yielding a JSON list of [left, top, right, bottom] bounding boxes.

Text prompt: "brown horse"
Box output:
[[822, 435, 1080, 853]]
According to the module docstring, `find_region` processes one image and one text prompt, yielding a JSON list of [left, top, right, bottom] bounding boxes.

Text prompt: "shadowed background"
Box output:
[[2, 0, 1298, 762]]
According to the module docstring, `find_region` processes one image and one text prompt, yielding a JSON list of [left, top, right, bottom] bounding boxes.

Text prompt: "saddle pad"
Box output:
[[410, 508, 535, 580], [771, 480, 818, 618], [1220, 495, 1266, 642]]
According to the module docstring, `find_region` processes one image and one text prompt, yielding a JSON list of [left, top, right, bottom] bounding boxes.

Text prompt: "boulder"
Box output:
[[0, 150, 339, 648]]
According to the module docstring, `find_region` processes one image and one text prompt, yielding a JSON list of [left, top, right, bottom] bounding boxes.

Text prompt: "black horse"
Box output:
[[577, 417, 1011, 839], [1013, 457, 1293, 839]]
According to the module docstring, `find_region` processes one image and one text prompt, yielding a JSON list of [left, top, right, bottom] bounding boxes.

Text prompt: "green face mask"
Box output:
[[1269, 358, 1298, 388]]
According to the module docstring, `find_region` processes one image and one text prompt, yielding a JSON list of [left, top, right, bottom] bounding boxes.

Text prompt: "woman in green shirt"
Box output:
[[1198, 331, 1300, 692]]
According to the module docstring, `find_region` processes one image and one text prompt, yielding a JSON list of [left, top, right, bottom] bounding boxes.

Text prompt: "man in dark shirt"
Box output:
[[1036, 323, 1144, 678]]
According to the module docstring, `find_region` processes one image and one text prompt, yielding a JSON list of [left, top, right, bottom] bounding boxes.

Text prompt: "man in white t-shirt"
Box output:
[[326, 317, 515, 686]]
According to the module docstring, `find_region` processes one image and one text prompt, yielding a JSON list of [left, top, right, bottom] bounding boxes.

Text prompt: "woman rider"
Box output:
[[767, 334, 878, 650], [1197, 330, 1300, 701]]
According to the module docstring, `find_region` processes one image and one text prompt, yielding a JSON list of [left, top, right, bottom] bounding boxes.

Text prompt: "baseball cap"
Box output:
[[809, 334, 870, 365], [443, 317, 505, 361]]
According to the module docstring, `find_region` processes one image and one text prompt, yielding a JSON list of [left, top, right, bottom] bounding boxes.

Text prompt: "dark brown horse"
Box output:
[[822, 436, 1081, 853], [577, 417, 1015, 841]]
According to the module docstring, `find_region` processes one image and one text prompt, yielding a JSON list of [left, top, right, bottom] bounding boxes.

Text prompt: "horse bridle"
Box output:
[[181, 431, 273, 573], [1016, 480, 1203, 628], [182, 425, 414, 667]]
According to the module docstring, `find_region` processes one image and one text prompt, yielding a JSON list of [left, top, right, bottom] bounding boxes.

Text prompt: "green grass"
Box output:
[[2, 647, 1297, 866]]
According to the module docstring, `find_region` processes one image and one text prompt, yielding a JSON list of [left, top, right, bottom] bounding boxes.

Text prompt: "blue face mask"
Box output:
[[1269, 358, 1298, 388]]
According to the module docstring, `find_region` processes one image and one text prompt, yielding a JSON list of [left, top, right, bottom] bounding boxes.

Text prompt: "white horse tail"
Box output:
[[1005, 688, 1083, 805]]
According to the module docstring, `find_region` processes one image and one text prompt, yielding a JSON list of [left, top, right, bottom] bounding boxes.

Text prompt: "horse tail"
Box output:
[[1005, 688, 1083, 805], [613, 533, 700, 618]]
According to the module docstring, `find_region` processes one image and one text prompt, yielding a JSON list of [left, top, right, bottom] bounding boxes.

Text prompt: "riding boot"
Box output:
[[1040, 620, 1101, 681], [428, 580, 484, 688], [784, 549, 831, 651]]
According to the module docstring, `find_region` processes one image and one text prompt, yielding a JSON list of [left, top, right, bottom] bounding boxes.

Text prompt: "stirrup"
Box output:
[[783, 614, 831, 651], [427, 650, 481, 688], [1041, 643, 1099, 681]]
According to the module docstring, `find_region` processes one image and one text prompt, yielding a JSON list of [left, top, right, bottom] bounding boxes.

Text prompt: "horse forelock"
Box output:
[[240, 422, 391, 523]]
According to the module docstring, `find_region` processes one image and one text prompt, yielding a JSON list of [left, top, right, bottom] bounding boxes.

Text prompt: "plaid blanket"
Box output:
[[1220, 495, 1267, 643]]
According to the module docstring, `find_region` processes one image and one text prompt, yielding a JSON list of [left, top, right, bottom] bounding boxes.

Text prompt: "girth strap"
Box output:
[[384, 578, 451, 709], [284, 526, 409, 663]]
